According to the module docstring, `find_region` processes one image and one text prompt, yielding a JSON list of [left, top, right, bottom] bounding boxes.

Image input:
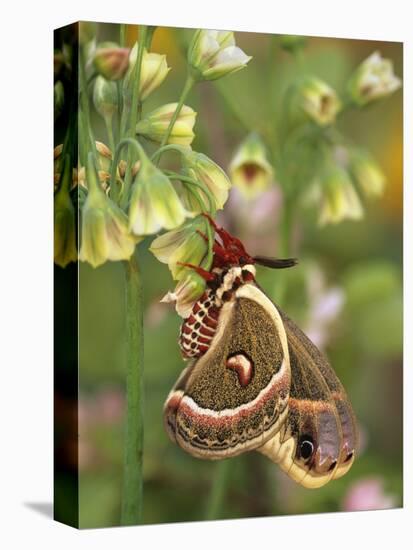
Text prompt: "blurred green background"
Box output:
[[75, 25, 402, 527]]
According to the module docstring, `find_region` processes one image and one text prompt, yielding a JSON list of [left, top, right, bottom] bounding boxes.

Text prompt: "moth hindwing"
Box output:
[[164, 279, 291, 459], [257, 306, 358, 488]]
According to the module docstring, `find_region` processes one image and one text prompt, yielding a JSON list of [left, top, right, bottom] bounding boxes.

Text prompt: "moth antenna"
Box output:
[[253, 256, 298, 269]]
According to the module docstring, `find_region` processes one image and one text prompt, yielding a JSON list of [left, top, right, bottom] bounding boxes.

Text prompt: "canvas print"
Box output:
[[53, 21, 403, 528]]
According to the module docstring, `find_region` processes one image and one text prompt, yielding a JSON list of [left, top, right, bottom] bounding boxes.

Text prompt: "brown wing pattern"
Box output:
[[258, 308, 358, 488], [164, 285, 291, 459]]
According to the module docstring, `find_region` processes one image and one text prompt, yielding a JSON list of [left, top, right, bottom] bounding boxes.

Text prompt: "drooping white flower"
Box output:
[[318, 166, 363, 225], [128, 158, 186, 236], [136, 103, 196, 146], [291, 76, 342, 127], [181, 150, 232, 214], [188, 29, 251, 81], [347, 51, 401, 106], [349, 149, 386, 198], [229, 133, 274, 199], [124, 43, 170, 102]]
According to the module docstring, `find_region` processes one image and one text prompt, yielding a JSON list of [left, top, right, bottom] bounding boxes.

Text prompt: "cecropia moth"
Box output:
[[164, 216, 358, 488]]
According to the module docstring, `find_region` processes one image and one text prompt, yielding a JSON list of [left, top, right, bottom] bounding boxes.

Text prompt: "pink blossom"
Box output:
[[343, 478, 397, 511]]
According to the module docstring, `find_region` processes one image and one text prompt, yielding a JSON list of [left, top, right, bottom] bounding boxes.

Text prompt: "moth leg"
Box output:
[[177, 262, 216, 282]]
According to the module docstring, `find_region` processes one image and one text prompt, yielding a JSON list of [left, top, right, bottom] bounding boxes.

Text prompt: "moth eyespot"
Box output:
[[226, 353, 254, 387], [194, 322, 201, 329], [298, 435, 314, 461]]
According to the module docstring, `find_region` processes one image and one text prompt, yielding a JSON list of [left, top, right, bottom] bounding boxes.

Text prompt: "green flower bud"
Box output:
[[188, 29, 251, 81], [54, 155, 77, 268], [79, 154, 139, 267], [318, 166, 363, 226], [347, 51, 401, 107], [349, 150, 386, 198], [279, 35, 307, 53], [136, 103, 196, 146], [229, 133, 273, 199], [161, 271, 207, 318], [150, 216, 212, 280], [93, 75, 118, 119], [182, 150, 231, 213], [128, 157, 186, 236], [124, 43, 170, 102], [54, 81, 65, 121], [95, 141, 112, 171], [93, 42, 130, 81], [290, 76, 342, 127]]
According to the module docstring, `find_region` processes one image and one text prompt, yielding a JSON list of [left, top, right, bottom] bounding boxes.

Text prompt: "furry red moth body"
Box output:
[[179, 264, 256, 358]]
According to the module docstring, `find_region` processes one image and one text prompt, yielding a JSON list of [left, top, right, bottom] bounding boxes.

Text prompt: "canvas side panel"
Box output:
[[53, 22, 79, 529]]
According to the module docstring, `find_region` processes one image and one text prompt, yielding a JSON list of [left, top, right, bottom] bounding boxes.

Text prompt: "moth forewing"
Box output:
[[163, 281, 291, 460]]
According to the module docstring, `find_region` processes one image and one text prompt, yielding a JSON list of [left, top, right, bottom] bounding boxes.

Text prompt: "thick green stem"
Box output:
[[156, 74, 194, 162], [110, 137, 147, 204], [205, 460, 231, 521], [79, 47, 95, 155], [165, 171, 216, 215], [121, 252, 144, 525], [104, 115, 116, 153], [121, 26, 148, 209], [120, 24, 126, 47]]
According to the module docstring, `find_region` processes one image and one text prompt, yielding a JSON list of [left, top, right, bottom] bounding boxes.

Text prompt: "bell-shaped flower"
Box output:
[[318, 166, 363, 226], [149, 216, 212, 280], [124, 43, 170, 102], [188, 29, 251, 81], [136, 103, 196, 146], [229, 133, 274, 199], [347, 51, 401, 107], [160, 271, 207, 318], [181, 150, 231, 213], [93, 75, 118, 119], [291, 76, 342, 127], [93, 42, 130, 81], [54, 155, 77, 268], [349, 149, 386, 198], [128, 155, 186, 236], [79, 154, 139, 268]]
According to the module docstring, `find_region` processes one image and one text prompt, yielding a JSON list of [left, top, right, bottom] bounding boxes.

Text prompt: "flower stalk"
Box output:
[[205, 460, 231, 520], [157, 74, 194, 157], [121, 25, 148, 209], [121, 252, 145, 525]]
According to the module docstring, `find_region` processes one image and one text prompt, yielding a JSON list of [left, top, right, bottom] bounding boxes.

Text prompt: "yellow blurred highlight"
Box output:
[[125, 26, 182, 65], [381, 124, 403, 219]]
